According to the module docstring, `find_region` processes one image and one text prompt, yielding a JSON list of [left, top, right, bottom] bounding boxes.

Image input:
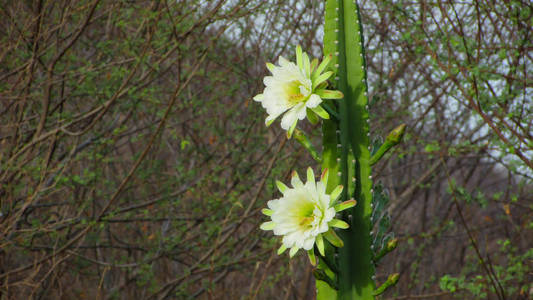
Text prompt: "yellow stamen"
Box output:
[[299, 216, 314, 226], [284, 81, 308, 104]]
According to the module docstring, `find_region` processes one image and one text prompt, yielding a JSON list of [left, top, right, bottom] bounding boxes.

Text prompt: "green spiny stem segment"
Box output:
[[369, 124, 406, 166], [319, 1, 375, 299], [372, 238, 398, 264], [373, 273, 400, 296], [314, 269, 339, 291], [294, 129, 321, 162]]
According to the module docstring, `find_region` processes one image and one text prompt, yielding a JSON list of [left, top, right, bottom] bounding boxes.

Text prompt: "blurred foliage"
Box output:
[[439, 239, 533, 299]]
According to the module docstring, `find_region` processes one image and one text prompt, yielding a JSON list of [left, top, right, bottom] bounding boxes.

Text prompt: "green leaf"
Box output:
[[424, 142, 440, 153]]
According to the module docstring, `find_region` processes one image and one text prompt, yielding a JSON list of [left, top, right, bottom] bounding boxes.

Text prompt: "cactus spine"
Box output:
[[318, 1, 375, 299]]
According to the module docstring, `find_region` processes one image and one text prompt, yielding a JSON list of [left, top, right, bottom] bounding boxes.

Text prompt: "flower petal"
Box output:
[[313, 71, 333, 89], [287, 119, 298, 139], [265, 117, 276, 127], [296, 45, 303, 70], [278, 56, 290, 67], [334, 199, 356, 212], [329, 185, 344, 202], [307, 249, 317, 266], [324, 229, 344, 248], [310, 58, 319, 74], [313, 54, 332, 80], [315, 89, 344, 99], [266, 62, 275, 73], [263, 76, 274, 86], [302, 52, 311, 77], [306, 94, 322, 109], [280, 107, 299, 130], [329, 219, 349, 229], [294, 103, 307, 121], [321, 168, 329, 185], [316, 234, 325, 256], [306, 108, 319, 124], [261, 208, 273, 216], [291, 171, 303, 188], [276, 180, 288, 193], [310, 105, 330, 119], [289, 246, 299, 258], [260, 221, 276, 230], [253, 93, 264, 101], [303, 237, 315, 250], [306, 167, 315, 186]]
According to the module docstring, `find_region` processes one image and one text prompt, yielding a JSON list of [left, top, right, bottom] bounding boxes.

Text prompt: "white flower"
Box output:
[[260, 167, 356, 264], [253, 46, 343, 138]]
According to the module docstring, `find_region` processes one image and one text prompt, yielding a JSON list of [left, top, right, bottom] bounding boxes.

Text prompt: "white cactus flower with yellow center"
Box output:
[[253, 46, 343, 138], [260, 167, 356, 265]]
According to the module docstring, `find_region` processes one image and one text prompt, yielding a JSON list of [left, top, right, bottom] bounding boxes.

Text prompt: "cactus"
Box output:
[[318, 1, 375, 299], [254, 1, 405, 298]]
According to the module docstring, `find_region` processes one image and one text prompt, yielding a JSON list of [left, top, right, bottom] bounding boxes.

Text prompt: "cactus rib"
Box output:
[[318, 1, 375, 299]]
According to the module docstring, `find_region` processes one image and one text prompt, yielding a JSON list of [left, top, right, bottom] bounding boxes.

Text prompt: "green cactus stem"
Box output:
[[373, 273, 400, 296], [318, 0, 375, 299], [294, 129, 322, 162], [372, 238, 398, 264], [369, 124, 406, 166]]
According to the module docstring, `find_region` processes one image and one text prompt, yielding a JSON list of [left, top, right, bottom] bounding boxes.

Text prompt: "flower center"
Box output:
[[284, 80, 308, 104], [296, 201, 317, 229], [299, 216, 314, 227]]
